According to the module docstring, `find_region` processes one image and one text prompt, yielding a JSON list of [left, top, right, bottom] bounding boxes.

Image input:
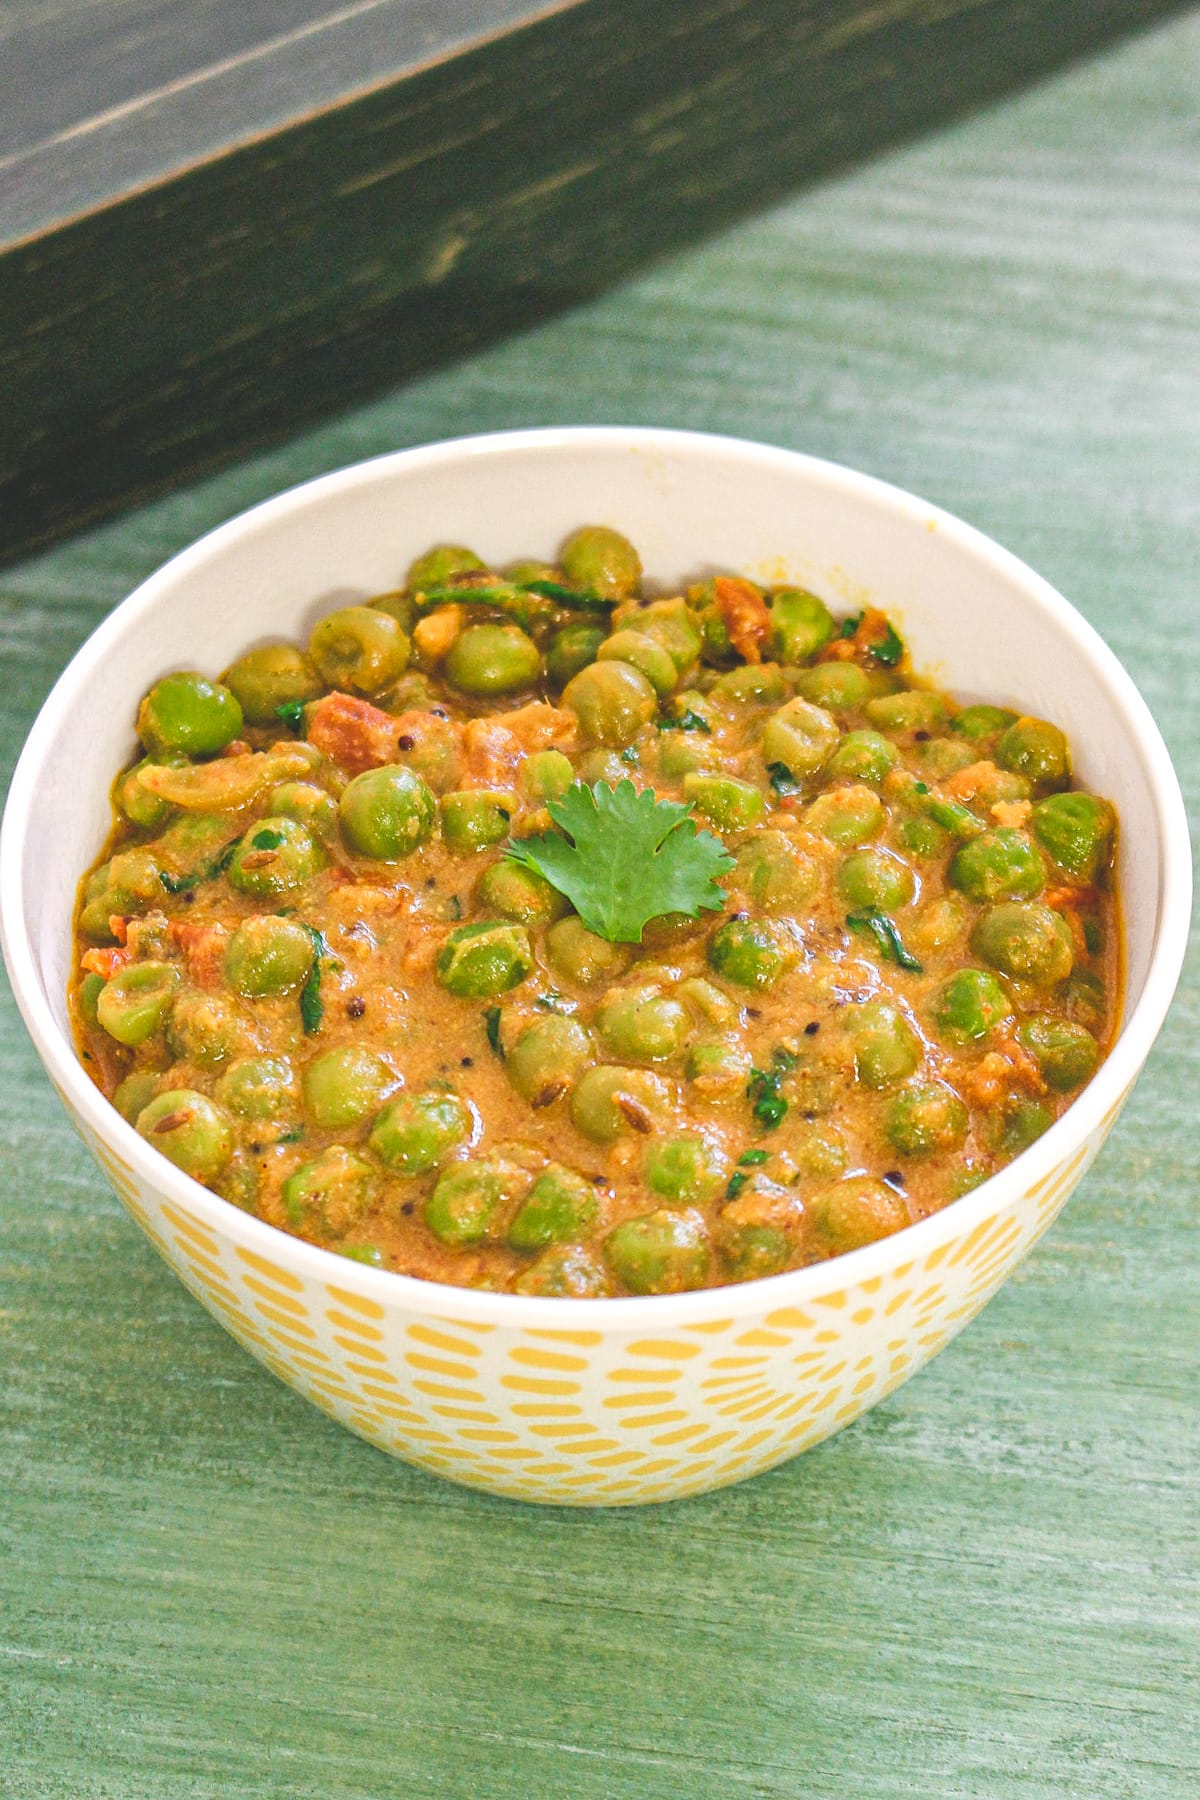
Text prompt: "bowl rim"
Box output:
[[2, 425, 1192, 1326]]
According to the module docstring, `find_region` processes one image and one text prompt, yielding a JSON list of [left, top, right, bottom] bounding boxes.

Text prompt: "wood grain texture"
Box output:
[[1, 0, 1192, 563], [1, 10, 1198, 1795]]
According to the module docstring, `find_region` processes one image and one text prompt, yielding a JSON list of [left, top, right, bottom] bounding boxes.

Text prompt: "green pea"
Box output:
[[597, 630, 677, 697], [707, 917, 795, 991], [268, 781, 337, 834], [644, 1134, 727, 1205], [808, 1176, 910, 1254], [223, 643, 325, 725], [686, 582, 735, 666], [675, 977, 737, 1025], [605, 1208, 711, 1295], [506, 1016, 593, 1107], [507, 1165, 599, 1253], [77, 971, 106, 1028], [596, 988, 690, 1062], [137, 1089, 234, 1183], [444, 623, 542, 696], [863, 690, 948, 735], [898, 816, 949, 859], [770, 588, 835, 663], [520, 751, 574, 803], [506, 557, 559, 586], [1002, 1100, 1054, 1155], [338, 1243, 386, 1268], [95, 961, 179, 1046], [282, 1145, 377, 1234], [370, 590, 417, 632], [790, 1120, 848, 1182], [391, 714, 461, 793], [544, 916, 632, 986], [303, 1046, 397, 1129], [842, 1000, 922, 1088], [729, 831, 819, 911], [995, 716, 1070, 791], [1063, 968, 1107, 1034], [1014, 1016, 1100, 1092], [78, 848, 165, 940], [971, 902, 1074, 986], [112, 1070, 161, 1125], [514, 1244, 612, 1297], [624, 596, 702, 671], [576, 748, 629, 785], [683, 772, 766, 832], [137, 671, 243, 756], [656, 732, 720, 779], [369, 1088, 472, 1174], [437, 921, 533, 998], [156, 812, 236, 873], [569, 1065, 671, 1142], [825, 729, 899, 785], [803, 784, 884, 845], [214, 1055, 299, 1121], [116, 756, 178, 830], [930, 968, 1013, 1043], [709, 663, 788, 709], [563, 660, 657, 747], [951, 704, 1018, 742], [912, 736, 978, 779], [949, 829, 1045, 903], [886, 1081, 969, 1156], [226, 817, 322, 897], [338, 765, 436, 861], [560, 525, 642, 599], [406, 544, 485, 589], [426, 1158, 524, 1246], [167, 990, 255, 1068], [225, 915, 315, 997], [686, 1041, 753, 1100], [476, 860, 566, 926], [439, 789, 514, 854], [760, 696, 840, 775], [1030, 792, 1115, 882], [716, 1213, 793, 1283], [837, 847, 915, 910], [546, 623, 605, 686], [792, 663, 871, 713]]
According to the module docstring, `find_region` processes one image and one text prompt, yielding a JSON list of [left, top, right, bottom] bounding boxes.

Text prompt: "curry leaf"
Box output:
[[505, 780, 733, 944]]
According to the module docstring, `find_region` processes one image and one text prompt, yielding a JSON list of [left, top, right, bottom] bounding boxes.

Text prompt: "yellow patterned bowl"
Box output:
[[2, 429, 1190, 1505]]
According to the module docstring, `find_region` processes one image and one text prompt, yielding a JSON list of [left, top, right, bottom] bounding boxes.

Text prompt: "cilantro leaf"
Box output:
[[300, 927, 329, 1034], [656, 709, 711, 734], [747, 1048, 797, 1130], [870, 620, 904, 666], [846, 910, 923, 972], [505, 780, 733, 944], [275, 700, 305, 731], [767, 762, 801, 797]]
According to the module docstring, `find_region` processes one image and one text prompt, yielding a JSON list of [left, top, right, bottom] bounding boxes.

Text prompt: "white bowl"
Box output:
[[1, 428, 1190, 1505]]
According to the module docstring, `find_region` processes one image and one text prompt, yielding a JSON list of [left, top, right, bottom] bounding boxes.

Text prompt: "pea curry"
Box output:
[[71, 527, 1120, 1297]]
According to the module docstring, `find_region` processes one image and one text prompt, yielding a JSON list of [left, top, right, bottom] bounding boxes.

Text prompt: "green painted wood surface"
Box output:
[[2, 12, 1198, 1795]]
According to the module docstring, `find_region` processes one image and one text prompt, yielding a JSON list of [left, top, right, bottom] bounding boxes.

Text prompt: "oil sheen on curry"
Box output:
[[71, 528, 1120, 1297]]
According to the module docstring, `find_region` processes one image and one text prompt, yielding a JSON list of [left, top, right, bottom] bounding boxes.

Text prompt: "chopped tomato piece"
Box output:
[[713, 576, 771, 664], [306, 692, 399, 776]]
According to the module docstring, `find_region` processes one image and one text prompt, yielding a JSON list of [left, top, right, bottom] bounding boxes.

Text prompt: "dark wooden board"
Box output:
[[0, 0, 1193, 563]]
